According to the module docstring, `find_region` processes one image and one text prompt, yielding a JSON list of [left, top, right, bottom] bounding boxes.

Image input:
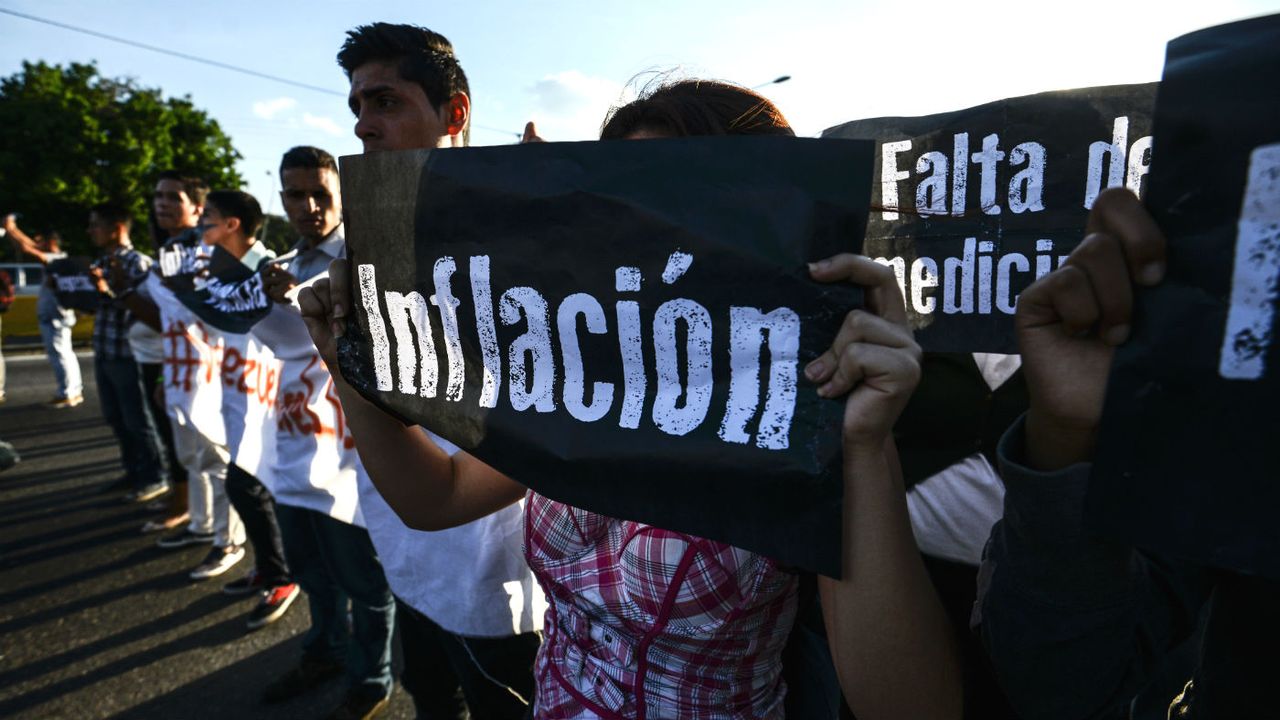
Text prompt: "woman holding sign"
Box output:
[[300, 80, 959, 719]]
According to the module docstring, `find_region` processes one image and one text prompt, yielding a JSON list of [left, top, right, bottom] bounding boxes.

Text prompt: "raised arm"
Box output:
[[3, 215, 52, 264], [297, 257, 525, 530], [978, 187, 1214, 719], [808, 255, 962, 720]]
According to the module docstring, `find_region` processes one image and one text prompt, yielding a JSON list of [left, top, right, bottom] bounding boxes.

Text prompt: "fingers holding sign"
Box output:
[[805, 254, 921, 447], [262, 264, 299, 304], [1016, 187, 1169, 470]]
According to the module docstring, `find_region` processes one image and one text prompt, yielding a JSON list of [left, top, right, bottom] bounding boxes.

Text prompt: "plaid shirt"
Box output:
[[525, 492, 798, 719], [93, 244, 152, 359]]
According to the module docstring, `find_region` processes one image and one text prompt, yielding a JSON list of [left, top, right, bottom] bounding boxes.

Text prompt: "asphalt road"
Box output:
[[0, 350, 416, 719]]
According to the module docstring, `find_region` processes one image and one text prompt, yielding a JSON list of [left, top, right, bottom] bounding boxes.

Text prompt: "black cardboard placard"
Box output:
[[337, 137, 874, 576], [1090, 13, 1280, 578]]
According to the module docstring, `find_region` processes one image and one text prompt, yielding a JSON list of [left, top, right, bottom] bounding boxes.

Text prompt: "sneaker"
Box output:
[[263, 653, 345, 703], [126, 481, 170, 503], [326, 685, 391, 720], [246, 583, 300, 630], [222, 569, 264, 596], [48, 394, 84, 408], [156, 527, 216, 549], [190, 544, 245, 580]]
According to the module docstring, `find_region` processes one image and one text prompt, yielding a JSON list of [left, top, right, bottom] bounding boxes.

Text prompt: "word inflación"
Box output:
[[357, 251, 803, 451]]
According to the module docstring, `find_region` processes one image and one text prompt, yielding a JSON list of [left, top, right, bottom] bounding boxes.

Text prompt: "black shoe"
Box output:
[[262, 654, 344, 704], [157, 527, 215, 549], [326, 685, 391, 720]]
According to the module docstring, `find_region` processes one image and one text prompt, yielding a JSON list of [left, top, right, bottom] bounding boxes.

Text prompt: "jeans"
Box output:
[[225, 464, 289, 585], [94, 354, 165, 490], [170, 409, 244, 547], [275, 504, 394, 696], [397, 599, 540, 720], [140, 361, 185, 484], [40, 312, 82, 399]]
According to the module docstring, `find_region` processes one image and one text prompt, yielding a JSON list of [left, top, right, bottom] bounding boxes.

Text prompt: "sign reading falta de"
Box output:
[[337, 137, 873, 576]]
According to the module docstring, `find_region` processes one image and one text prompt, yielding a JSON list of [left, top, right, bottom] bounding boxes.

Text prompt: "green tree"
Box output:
[[0, 61, 243, 255], [259, 213, 298, 256]]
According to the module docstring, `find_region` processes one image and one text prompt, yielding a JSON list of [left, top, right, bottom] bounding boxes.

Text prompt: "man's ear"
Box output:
[[225, 216, 241, 234], [446, 92, 470, 145]]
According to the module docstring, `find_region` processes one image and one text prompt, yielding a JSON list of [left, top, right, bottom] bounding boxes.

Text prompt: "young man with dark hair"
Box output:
[[131, 173, 247, 575], [317, 25, 542, 720], [84, 203, 170, 503], [187, 189, 302, 615], [251, 145, 398, 718]]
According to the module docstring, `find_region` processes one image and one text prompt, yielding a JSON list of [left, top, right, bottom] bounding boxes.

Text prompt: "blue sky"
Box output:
[[3, 0, 1277, 208]]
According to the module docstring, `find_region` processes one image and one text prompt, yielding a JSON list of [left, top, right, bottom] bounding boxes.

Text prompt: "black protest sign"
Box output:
[[46, 256, 100, 312], [824, 83, 1157, 353], [337, 137, 873, 576], [1089, 14, 1280, 578], [157, 232, 272, 334]]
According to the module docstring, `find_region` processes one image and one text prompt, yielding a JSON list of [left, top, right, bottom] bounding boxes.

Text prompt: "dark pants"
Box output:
[[225, 464, 290, 585], [139, 362, 187, 514], [397, 599, 540, 720], [275, 504, 394, 696], [94, 354, 165, 490]]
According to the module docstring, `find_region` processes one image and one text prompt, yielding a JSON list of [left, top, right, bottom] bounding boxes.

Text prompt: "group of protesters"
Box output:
[[4, 17, 1274, 720]]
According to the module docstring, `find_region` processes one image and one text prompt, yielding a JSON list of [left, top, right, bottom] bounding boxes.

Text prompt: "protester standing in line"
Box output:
[[3, 218, 84, 408], [301, 52, 959, 718], [242, 145, 398, 719], [122, 172, 245, 569], [82, 203, 169, 503]]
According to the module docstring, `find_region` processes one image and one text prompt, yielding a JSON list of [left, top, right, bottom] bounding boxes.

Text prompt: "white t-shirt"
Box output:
[[905, 353, 1019, 566], [356, 430, 546, 638], [248, 276, 363, 525]]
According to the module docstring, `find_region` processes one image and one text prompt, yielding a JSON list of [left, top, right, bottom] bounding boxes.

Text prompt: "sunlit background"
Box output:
[[2, 0, 1277, 211]]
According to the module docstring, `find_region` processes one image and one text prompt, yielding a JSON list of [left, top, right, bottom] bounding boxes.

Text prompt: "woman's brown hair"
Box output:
[[600, 79, 794, 140]]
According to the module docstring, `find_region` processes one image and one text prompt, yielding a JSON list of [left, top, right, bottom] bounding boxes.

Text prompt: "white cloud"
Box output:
[[526, 70, 629, 141], [302, 113, 344, 137], [251, 97, 297, 120]]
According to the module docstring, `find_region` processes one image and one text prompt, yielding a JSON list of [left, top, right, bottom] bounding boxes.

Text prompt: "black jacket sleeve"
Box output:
[[976, 415, 1213, 720]]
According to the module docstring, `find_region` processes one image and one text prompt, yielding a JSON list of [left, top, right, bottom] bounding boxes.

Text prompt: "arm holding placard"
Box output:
[[303, 253, 962, 718], [298, 257, 527, 530], [806, 255, 962, 720], [978, 188, 1215, 718]]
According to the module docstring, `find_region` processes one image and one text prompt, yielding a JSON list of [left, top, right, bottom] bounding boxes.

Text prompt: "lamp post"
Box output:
[[753, 75, 791, 89]]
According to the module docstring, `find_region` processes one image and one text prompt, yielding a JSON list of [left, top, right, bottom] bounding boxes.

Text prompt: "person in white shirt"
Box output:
[[3, 220, 83, 407]]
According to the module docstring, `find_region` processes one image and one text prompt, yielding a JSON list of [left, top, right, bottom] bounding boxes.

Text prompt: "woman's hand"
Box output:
[[296, 257, 350, 371], [804, 254, 921, 449]]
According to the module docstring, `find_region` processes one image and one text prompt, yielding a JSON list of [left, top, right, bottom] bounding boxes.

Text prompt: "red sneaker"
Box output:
[[247, 583, 300, 630]]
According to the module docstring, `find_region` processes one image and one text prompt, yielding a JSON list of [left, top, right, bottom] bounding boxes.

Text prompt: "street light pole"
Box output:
[[753, 75, 791, 89]]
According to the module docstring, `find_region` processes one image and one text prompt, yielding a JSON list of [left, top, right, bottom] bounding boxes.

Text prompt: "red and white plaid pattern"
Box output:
[[525, 492, 798, 719]]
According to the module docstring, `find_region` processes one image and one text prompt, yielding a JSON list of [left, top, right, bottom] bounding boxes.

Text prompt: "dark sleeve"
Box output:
[[975, 415, 1213, 720]]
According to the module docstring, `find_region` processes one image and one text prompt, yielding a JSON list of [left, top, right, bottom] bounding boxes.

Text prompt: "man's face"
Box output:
[[280, 167, 342, 240], [86, 213, 116, 249], [153, 179, 202, 232], [349, 60, 451, 152]]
